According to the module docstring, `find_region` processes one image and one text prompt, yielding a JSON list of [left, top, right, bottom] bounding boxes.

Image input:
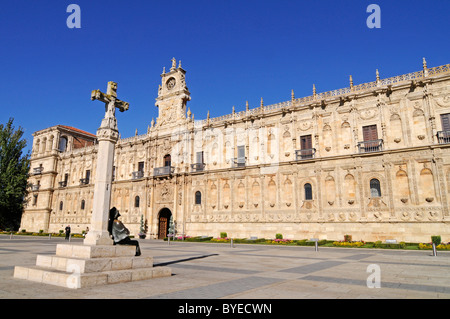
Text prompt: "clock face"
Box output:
[[166, 77, 176, 90]]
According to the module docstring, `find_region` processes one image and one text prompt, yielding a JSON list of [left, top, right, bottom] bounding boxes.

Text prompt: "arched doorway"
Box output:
[[158, 208, 172, 239]]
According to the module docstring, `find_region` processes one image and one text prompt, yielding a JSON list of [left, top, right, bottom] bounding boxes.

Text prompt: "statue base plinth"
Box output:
[[13, 243, 171, 289]]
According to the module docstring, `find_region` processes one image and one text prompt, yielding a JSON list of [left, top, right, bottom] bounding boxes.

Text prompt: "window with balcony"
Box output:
[[191, 151, 205, 172], [80, 170, 90, 185], [232, 145, 246, 168], [359, 125, 383, 153], [33, 164, 44, 175], [438, 113, 450, 144], [296, 135, 315, 160], [154, 154, 174, 176], [132, 162, 144, 179], [59, 173, 69, 188]]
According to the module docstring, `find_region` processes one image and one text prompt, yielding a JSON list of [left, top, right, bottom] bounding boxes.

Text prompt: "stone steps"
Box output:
[[13, 243, 171, 289]]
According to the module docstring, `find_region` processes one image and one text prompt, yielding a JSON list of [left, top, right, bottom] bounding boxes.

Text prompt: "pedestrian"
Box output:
[[65, 225, 71, 240]]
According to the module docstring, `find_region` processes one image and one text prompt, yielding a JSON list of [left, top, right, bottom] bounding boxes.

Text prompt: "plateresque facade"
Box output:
[[21, 58, 450, 242]]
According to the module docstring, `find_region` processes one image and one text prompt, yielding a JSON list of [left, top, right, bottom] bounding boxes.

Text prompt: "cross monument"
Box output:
[[84, 81, 129, 245]]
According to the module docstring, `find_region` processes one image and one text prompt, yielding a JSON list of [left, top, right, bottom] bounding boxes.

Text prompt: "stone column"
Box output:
[[84, 126, 119, 246]]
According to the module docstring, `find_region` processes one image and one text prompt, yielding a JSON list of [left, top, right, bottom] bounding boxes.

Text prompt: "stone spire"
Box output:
[[423, 57, 428, 77]]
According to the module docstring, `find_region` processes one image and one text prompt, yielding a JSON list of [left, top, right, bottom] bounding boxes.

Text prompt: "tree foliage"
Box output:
[[0, 118, 30, 230]]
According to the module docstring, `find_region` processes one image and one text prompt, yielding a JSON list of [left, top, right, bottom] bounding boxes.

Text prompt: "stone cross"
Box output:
[[91, 81, 129, 131], [84, 81, 129, 246]]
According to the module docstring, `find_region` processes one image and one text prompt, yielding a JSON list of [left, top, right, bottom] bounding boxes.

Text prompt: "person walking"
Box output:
[[65, 225, 71, 240]]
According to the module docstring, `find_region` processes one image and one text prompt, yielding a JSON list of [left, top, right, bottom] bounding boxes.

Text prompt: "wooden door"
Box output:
[[158, 217, 168, 239]]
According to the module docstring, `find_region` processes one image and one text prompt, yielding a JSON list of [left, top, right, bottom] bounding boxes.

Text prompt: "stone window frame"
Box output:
[[195, 191, 202, 205], [134, 195, 140, 208], [304, 183, 313, 200], [369, 178, 382, 198]]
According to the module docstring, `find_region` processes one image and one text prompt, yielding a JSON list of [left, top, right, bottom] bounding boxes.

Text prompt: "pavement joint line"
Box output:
[[299, 275, 450, 294]]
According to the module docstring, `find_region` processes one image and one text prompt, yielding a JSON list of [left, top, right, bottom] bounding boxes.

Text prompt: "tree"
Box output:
[[0, 118, 30, 230]]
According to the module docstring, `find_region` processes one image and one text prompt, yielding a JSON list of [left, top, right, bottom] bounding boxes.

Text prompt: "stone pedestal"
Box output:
[[14, 243, 171, 289]]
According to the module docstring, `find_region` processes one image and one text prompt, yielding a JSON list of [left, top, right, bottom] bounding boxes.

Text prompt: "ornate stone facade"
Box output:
[[21, 59, 450, 242]]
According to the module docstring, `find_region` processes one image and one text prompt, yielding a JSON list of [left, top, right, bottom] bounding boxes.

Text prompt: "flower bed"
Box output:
[[419, 243, 450, 250], [333, 241, 365, 247], [211, 237, 231, 243], [268, 238, 294, 244]]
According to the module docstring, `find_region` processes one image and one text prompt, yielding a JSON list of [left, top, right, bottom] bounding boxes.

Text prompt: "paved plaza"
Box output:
[[1, 234, 449, 299]]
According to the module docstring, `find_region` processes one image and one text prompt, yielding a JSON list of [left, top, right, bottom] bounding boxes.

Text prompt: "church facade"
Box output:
[[21, 58, 450, 242]]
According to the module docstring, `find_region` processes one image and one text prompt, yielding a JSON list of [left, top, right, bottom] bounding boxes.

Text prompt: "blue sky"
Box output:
[[1, 0, 449, 154]]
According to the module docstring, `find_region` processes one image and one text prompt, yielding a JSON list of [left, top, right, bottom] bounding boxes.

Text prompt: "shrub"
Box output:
[[431, 236, 441, 246], [220, 232, 227, 239], [275, 233, 283, 239], [344, 234, 352, 242]]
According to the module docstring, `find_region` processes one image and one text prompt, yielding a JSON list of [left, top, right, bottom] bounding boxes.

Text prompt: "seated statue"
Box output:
[[108, 207, 141, 256]]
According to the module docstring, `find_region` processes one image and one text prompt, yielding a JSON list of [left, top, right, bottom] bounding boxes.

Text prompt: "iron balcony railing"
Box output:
[[154, 166, 174, 176], [32, 167, 43, 175], [437, 131, 450, 144], [358, 139, 383, 153], [295, 148, 316, 160], [231, 157, 246, 168], [59, 181, 67, 188], [30, 184, 40, 191], [132, 171, 144, 180], [79, 178, 90, 185], [191, 163, 205, 172]]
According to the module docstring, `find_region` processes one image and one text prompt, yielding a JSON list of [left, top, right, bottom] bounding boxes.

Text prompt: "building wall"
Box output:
[[20, 61, 450, 242]]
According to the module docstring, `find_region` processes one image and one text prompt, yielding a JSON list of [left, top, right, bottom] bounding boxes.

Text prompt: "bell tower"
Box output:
[[155, 58, 191, 127]]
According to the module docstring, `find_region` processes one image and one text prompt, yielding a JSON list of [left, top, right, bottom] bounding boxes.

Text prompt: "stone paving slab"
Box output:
[[1, 234, 450, 299]]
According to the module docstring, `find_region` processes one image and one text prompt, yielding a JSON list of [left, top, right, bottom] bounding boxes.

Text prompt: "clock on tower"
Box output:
[[155, 58, 191, 127]]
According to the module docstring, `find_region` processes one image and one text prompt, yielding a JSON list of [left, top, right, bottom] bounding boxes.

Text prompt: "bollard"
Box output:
[[49, 233, 52, 240], [168, 236, 170, 245], [10, 232, 13, 240], [69, 234, 71, 242], [432, 243, 437, 256], [230, 238, 234, 248], [315, 241, 319, 252]]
